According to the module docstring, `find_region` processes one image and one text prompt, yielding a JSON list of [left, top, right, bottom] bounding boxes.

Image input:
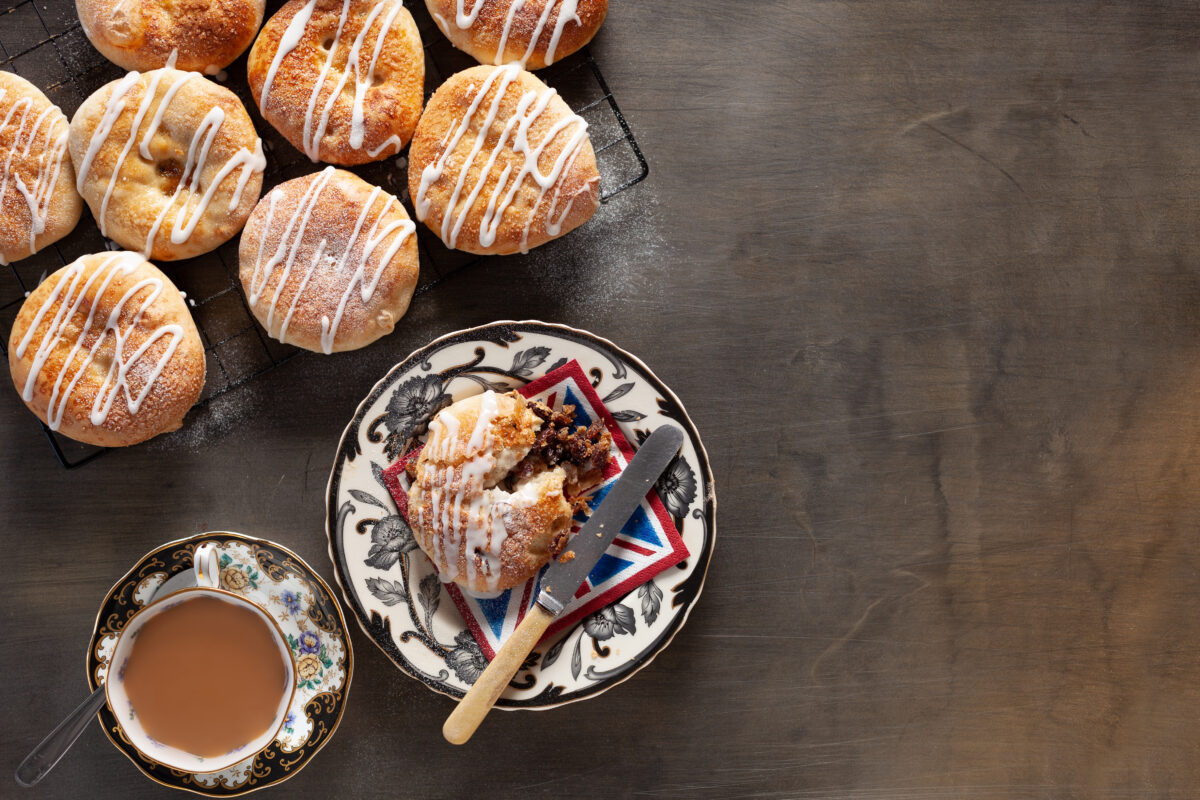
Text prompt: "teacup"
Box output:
[[105, 550, 296, 773]]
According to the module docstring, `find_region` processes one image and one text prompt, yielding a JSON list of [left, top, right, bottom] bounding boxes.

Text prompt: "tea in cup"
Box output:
[[105, 558, 295, 772]]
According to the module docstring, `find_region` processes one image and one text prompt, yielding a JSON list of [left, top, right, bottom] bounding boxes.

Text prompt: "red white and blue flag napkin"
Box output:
[[383, 360, 687, 659]]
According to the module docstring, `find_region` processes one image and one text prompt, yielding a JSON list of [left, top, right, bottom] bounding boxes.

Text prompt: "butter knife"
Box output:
[[442, 424, 685, 745]]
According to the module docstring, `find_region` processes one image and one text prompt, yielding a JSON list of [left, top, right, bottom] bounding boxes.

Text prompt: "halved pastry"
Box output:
[[406, 389, 610, 593]]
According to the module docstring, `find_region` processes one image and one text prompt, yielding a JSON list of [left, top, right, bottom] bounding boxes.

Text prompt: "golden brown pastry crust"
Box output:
[[76, 0, 265, 73], [408, 64, 599, 256], [238, 168, 419, 354], [247, 0, 424, 165], [8, 252, 205, 447], [69, 69, 265, 261], [0, 72, 81, 264], [425, 0, 607, 69], [407, 391, 576, 593]]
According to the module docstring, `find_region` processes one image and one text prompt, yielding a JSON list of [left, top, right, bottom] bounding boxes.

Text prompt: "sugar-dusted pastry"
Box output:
[[409, 64, 599, 255], [425, 0, 607, 69], [76, 0, 265, 74], [247, 0, 424, 165], [8, 251, 206, 447], [407, 390, 611, 593], [0, 72, 82, 265], [239, 167, 418, 354], [69, 68, 266, 261]]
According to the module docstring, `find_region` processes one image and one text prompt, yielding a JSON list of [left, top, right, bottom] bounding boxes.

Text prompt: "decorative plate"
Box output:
[[88, 533, 353, 795], [326, 321, 715, 708]]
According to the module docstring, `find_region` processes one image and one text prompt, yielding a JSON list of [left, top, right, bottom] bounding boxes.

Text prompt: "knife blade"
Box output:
[[442, 424, 686, 744], [535, 423, 685, 616]]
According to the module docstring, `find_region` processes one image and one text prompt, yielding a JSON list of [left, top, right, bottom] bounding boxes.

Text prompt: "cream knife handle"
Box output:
[[443, 603, 555, 745]]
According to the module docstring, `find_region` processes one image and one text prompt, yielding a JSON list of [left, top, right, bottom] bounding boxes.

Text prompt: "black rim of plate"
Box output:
[[86, 532, 354, 796], [325, 320, 716, 709]]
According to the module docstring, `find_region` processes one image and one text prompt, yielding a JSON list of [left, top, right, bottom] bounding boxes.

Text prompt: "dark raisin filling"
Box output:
[[513, 400, 611, 491], [407, 399, 612, 504]]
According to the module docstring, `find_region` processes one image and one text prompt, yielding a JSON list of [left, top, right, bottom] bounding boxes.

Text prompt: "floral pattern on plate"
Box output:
[[326, 321, 716, 708], [88, 533, 353, 796]]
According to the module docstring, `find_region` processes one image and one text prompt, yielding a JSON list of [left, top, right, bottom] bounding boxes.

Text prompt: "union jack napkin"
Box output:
[[383, 359, 687, 659]]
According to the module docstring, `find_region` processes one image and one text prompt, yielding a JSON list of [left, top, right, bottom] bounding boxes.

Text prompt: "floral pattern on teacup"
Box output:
[[218, 555, 260, 592]]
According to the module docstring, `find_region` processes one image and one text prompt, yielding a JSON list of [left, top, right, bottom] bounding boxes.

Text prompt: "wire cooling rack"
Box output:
[[0, 0, 649, 467]]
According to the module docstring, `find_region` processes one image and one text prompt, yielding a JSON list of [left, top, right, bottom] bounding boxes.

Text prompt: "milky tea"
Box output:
[[121, 596, 290, 757]]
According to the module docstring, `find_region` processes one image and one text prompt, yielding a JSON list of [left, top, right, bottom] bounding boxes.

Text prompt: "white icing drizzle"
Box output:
[[542, 138, 582, 236], [494, 0, 527, 64], [541, 0, 580, 65], [347, 0, 403, 150], [453, 0, 581, 66], [437, 411, 460, 459], [76, 67, 266, 255], [0, 87, 70, 263], [75, 71, 140, 196], [415, 63, 588, 253], [15, 251, 184, 430], [260, 0, 320, 109], [300, 0, 352, 159], [367, 135, 403, 157], [246, 166, 415, 353], [99, 64, 188, 236], [466, 390, 497, 452], [249, 168, 334, 335], [258, 0, 407, 161], [454, 0, 485, 27], [161, 108, 266, 249], [419, 391, 509, 589]]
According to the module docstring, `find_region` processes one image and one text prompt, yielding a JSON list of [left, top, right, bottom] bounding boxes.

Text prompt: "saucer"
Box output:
[[88, 532, 353, 795], [326, 320, 716, 708]]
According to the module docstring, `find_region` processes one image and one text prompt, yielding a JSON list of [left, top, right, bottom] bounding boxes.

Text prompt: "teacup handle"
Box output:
[[193, 542, 220, 589]]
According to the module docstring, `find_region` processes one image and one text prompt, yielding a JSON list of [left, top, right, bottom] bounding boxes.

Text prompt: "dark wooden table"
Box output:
[[7, 2, 1200, 797]]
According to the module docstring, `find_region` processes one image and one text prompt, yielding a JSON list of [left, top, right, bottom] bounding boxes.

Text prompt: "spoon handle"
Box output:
[[15, 686, 107, 788]]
